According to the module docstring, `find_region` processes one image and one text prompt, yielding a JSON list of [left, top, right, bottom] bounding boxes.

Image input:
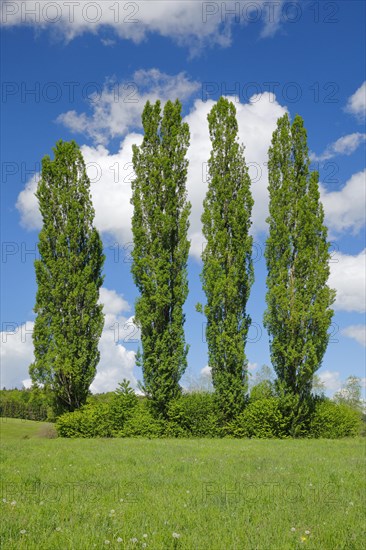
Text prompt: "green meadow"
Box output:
[[1, 419, 365, 549]]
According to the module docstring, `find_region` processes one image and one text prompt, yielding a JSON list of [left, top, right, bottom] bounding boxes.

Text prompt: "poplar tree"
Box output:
[[131, 99, 191, 417], [198, 97, 254, 422], [30, 140, 105, 414], [264, 114, 335, 403]]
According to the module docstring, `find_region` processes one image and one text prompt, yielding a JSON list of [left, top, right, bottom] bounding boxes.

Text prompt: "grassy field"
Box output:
[[1, 419, 365, 549]]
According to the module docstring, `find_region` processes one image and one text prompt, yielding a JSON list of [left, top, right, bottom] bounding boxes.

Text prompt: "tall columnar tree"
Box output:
[[131, 99, 191, 417], [30, 140, 105, 414], [198, 97, 254, 422], [264, 113, 335, 403]]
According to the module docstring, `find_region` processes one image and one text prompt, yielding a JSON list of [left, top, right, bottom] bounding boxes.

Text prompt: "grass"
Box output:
[[0, 417, 56, 440], [0, 419, 365, 549]]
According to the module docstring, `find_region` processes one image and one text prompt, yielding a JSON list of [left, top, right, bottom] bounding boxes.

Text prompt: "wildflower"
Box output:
[[186, 490, 190, 494], [10, 501, 16, 506], [130, 538, 138, 544], [349, 502, 354, 506], [2, 498, 6, 503], [55, 527, 61, 532], [172, 533, 181, 539], [120, 499, 124, 502], [290, 528, 296, 532], [117, 538, 123, 543], [104, 541, 110, 545], [110, 510, 115, 514], [305, 530, 310, 535], [20, 530, 27, 535], [143, 534, 148, 538], [142, 544, 147, 548], [300, 536, 307, 543]]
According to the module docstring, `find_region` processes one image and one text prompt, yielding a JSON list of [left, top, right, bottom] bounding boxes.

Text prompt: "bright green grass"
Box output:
[[1, 419, 365, 549]]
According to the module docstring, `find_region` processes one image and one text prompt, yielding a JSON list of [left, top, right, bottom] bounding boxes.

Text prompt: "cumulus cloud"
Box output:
[[342, 325, 366, 348], [17, 89, 288, 257], [320, 169, 366, 235], [58, 69, 200, 144], [311, 133, 366, 161], [329, 249, 366, 313], [200, 365, 212, 378], [1, 1, 286, 53], [345, 81, 366, 120], [0, 321, 34, 389], [0, 288, 138, 392], [16, 173, 41, 230], [92, 287, 138, 393]]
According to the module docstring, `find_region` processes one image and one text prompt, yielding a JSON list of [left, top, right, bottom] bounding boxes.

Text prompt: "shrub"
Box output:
[[274, 383, 317, 437], [109, 379, 138, 432], [310, 400, 363, 438], [229, 398, 287, 438], [56, 403, 113, 438], [250, 380, 275, 401], [119, 400, 165, 438], [167, 392, 219, 437]]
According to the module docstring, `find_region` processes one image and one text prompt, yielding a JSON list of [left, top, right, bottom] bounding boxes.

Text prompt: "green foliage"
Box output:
[[120, 400, 166, 438], [199, 97, 254, 422], [0, 387, 51, 421], [228, 398, 286, 438], [310, 400, 363, 438], [54, 388, 364, 440], [56, 403, 113, 438], [109, 379, 139, 429], [264, 114, 335, 404], [166, 392, 219, 437], [31, 140, 105, 415], [250, 380, 275, 401], [131, 100, 191, 417]]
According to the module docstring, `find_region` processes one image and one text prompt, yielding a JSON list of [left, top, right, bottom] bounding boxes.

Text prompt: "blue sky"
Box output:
[[1, 0, 365, 395]]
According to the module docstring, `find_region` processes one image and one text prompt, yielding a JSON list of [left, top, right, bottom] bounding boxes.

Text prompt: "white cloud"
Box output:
[[58, 69, 200, 144], [320, 169, 366, 235], [17, 90, 288, 258], [200, 365, 211, 378], [311, 133, 366, 161], [329, 249, 366, 313], [0, 288, 138, 392], [1, 1, 285, 53], [99, 287, 130, 316], [318, 370, 342, 393], [342, 325, 366, 348], [345, 81, 366, 120], [16, 173, 41, 230], [92, 287, 138, 393], [0, 321, 34, 389]]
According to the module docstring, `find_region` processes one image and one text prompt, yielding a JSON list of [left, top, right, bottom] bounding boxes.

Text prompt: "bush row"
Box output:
[[55, 389, 363, 439]]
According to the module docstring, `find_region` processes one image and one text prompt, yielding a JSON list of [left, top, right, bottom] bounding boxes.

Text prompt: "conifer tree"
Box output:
[[198, 97, 254, 422], [30, 140, 105, 414], [264, 114, 335, 402], [131, 99, 191, 416]]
